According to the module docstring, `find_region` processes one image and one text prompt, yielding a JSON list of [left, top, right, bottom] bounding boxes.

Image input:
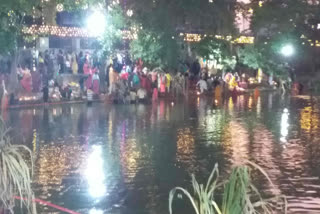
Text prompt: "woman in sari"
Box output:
[[159, 73, 166, 96], [19, 65, 32, 93], [71, 53, 78, 75], [92, 65, 100, 95], [83, 59, 92, 90]]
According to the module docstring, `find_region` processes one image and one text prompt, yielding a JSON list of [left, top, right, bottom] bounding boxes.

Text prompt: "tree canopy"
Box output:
[[0, 0, 41, 54], [245, 0, 320, 77], [123, 0, 237, 68], [192, 37, 236, 71]]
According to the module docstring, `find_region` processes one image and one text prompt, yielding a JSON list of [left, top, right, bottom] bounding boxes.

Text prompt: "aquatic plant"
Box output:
[[0, 118, 35, 213], [169, 161, 287, 214]]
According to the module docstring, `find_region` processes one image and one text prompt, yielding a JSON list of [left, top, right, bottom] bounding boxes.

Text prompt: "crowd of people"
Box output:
[[0, 48, 283, 107], [0, 46, 258, 107], [107, 62, 188, 104], [16, 49, 101, 102], [11, 49, 193, 104]]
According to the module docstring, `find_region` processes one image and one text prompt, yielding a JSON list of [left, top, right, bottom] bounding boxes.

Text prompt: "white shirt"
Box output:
[[137, 88, 147, 99], [197, 80, 208, 90]]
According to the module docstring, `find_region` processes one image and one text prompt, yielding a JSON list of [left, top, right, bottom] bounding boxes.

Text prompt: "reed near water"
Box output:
[[0, 118, 35, 213], [169, 161, 287, 214]]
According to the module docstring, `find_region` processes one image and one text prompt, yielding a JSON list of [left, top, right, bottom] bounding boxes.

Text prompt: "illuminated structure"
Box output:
[[24, 24, 254, 45], [23, 0, 255, 51]]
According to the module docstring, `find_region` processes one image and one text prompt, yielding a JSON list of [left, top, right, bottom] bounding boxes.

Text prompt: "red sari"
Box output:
[[140, 75, 147, 89], [21, 71, 32, 93], [84, 63, 92, 90], [160, 75, 166, 93]]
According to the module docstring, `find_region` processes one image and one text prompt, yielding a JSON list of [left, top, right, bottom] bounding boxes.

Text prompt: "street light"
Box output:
[[86, 10, 106, 37], [281, 44, 295, 57]]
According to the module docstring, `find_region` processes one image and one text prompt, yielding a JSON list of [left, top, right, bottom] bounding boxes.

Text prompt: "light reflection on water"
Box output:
[[280, 108, 290, 143], [6, 93, 320, 214], [89, 208, 104, 214], [86, 145, 106, 198]]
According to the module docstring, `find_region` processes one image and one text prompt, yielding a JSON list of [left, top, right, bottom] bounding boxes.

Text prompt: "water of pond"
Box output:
[[6, 93, 320, 214]]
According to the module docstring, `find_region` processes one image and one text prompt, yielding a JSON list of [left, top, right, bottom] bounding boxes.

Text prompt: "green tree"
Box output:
[[0, 0, 40, 55], [192, 37, 236, 71], [238, 44, 288, 79], [124, 0, 237, 68], [249, 0, 320, 78], [130, 29, 181, 68], [99, 4, 128, 57]]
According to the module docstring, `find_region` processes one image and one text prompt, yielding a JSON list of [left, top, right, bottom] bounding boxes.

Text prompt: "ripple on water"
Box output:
[[6, 96, 320, 213]]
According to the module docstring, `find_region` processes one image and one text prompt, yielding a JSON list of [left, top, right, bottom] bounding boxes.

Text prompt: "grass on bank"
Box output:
[[0, 118, 35, 213], [169, 161, 287, 214]]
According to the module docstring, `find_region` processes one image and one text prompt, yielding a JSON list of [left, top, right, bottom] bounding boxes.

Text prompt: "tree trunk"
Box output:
[[8, 51, 19, 96], [280, 79, 286, 93]]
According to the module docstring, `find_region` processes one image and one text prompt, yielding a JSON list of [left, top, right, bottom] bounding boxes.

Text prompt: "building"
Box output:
[[23, 0, 254, 51]]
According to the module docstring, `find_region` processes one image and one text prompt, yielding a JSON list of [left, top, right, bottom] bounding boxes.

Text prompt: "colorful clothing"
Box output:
[[109, 68, 119, 94], [92, 73, 100, 94], [84, 63, 92, 89], [133, 74, 140, 86], [197, 80, 208, 93], [20, 69, 32, 93], [72, 54, 78, 74], [120, 72, 129, 81], [152, 88, 158, 101], [151, 71, 157, 83], [140, 75, 147, 89], [160, 75, 166, 93], [165, 73, 171, 92], [165, 73, 171, 87]]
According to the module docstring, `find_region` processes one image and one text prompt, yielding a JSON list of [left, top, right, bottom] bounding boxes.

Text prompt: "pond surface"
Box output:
[[6, 93, 320, 214]]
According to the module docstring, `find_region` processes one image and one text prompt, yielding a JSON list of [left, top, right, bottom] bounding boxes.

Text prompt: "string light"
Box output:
[[23, 25, 255, 44], [226, 35, 232, 41], [23, 25, 92, 37], [41, 0, 45, 25], [56, 4, 64, 12], [122, 30, 137, 40], [232, 36, 254, 44], [126, 9, 133, 17], [184, 33, 201, 42]]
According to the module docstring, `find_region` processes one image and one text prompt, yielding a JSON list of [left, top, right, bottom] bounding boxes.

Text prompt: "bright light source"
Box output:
[[127, 9, 133, 17], [87, 11, 106, 37], [281, 44, 294, 57], [89, 209, 104, 214], [56, 4, 64, 12], [280, 108, 289, 143], [86, 145, 106, 198]]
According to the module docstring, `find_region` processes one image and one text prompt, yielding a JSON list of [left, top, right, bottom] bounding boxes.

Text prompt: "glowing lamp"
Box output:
[[281, 44, 294, 57], [86, 11, 106, 37]]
